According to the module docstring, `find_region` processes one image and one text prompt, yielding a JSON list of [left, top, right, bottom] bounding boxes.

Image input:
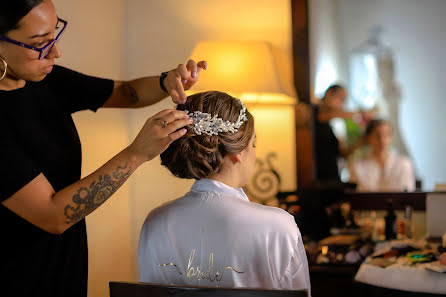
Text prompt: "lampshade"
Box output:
[[188, 41, 297, 105]]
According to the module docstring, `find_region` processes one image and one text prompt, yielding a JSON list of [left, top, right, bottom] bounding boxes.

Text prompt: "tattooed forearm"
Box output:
[[63, 163, 132, 224], [127, 84, 139, 104]]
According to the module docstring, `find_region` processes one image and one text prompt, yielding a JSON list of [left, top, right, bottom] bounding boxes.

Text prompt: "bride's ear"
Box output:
[[228, 153, 242, 164]]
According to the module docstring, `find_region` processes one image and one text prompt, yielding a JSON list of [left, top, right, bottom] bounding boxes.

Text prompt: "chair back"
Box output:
[[109, 282, 308, 297]]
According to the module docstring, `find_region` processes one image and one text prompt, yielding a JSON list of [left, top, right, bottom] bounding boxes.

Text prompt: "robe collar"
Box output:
[[190, 178, 249, 202]]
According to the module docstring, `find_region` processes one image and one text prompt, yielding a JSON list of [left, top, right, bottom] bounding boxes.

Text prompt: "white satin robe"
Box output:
[[349, 152, 415, 192], [138, 179, 311, 295]]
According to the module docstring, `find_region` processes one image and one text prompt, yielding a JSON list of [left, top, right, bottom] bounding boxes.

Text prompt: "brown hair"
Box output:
[[160, 91, 254, 179], [365, 119, 390, 137]]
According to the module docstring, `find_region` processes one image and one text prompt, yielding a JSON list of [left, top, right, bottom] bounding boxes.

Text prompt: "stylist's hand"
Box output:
[[163, 59, 207, 104], [127, 109, 193, 163], [360, 109, 376, 122]]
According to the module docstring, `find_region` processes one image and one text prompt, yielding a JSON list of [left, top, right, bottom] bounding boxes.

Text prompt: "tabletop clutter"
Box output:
[[303, 200, 446, 272]]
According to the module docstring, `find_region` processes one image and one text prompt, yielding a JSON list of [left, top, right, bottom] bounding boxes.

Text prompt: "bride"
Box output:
[[138, 91, 311, 293]]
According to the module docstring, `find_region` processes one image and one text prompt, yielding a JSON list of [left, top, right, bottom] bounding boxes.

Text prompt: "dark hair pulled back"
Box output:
[[365, 118, 390, 137], [322, 84, 344, 100], [160, 91, 254, 180], [1, 1, 43, 35]]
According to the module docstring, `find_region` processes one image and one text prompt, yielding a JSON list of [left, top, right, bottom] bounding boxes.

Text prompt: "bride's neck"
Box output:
[[207, 165, 241, 189]]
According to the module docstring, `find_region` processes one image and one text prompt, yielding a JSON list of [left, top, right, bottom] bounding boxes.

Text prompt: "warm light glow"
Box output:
[[322, 245, 329, 256], [188, 41, 297, 105], [188, 41, 298, 193], [239, 93, 296, 105]]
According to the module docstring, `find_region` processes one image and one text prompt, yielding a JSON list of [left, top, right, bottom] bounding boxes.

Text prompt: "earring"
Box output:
[[0, 57, 7, 81]]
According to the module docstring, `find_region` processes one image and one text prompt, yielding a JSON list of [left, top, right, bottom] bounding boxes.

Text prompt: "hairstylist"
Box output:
[[0, 1, 206, 296]]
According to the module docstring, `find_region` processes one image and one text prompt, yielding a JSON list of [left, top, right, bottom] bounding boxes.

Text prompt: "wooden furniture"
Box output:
[[291, 0, 315, 188], [109, 282, 308, 297], [279, 189, 441, 297], [309, 265, 366, 297], [342, 191, 428, 211]]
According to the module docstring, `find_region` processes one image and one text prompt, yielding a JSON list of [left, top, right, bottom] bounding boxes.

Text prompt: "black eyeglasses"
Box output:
[[0, 18, 67, 60]]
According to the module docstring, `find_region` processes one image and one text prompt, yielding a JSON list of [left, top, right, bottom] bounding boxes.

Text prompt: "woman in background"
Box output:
[[314, 84, 371, 183], [138, 91, 311, 293], [349, 119, 415, 192]]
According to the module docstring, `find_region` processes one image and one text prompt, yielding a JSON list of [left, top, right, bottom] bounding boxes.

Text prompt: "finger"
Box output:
[[167, 128, 188, 143], [153, 111, 190, 129], [183, 67, 203, 91], [186, 59, 198, 78], [170, 88, 181, 103], [152, 109, 178, 119], [194, 65, 204, 78], [176, 64, 189, 83], [197, 60, 207, 70], [165, 118, 193, 135], [163, 110, 190, 124], [172, 78, 187, 103], [158, 128, 187, 158]]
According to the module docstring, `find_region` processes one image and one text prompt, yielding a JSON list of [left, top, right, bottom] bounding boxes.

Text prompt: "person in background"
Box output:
[[312, 85, 374, 238], [0, 1, 206, 296], [138, 91, 311, 294], [314, 84, 372, 183], [349, 119, 415, 192]]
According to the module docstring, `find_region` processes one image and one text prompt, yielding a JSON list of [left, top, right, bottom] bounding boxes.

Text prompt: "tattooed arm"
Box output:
[[101, 60, 207, 108], [62, 157, 134, 225], [2, 150, 139, 233], [2, 109, 192, 234]]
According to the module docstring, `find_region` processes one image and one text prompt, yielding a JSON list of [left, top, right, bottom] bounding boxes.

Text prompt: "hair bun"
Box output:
[[161, 134, 222, 179], [160, 91, 254, 180]]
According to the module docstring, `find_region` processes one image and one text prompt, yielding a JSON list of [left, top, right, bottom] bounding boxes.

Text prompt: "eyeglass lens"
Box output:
[[40, 19, 65, 59]]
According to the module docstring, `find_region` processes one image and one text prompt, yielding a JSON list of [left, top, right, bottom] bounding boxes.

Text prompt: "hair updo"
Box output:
[[161, 91, 254, 180], [365, 118, 390, 137], [1, 1, 43, 35]]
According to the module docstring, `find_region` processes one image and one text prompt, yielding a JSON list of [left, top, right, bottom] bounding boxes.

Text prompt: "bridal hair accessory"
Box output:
[[185, 99, 248, 136]]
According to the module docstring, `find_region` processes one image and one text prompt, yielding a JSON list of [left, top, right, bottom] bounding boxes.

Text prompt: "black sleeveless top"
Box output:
[[314, 105, 340, 181]]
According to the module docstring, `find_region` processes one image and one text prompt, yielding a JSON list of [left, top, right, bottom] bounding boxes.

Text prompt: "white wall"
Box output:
[[53, 1, 294, 296], [337, 0, 446, 190], [309, 0, 343, 99]]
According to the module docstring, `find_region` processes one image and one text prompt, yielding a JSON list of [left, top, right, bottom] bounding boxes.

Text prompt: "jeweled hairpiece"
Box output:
[[185, 99, 248, 136]]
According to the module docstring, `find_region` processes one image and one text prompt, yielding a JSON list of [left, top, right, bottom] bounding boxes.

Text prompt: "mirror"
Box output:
[[308, 0, 446, 191]]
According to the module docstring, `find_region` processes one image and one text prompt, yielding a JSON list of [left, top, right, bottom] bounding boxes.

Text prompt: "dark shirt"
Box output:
[[314, 105, 340, 181], [0, 65, 113, 296]]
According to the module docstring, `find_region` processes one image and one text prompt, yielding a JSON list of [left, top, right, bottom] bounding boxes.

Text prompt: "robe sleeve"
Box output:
[[278, 233, 312, 296]]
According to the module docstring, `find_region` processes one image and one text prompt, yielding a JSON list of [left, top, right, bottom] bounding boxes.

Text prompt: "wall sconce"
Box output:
[[188, 40, 298, 105]]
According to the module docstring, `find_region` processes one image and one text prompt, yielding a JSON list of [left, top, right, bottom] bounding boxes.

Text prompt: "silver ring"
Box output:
[[162, 120, 168, 127]]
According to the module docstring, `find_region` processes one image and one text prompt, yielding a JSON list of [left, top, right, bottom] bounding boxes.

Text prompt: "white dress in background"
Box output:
[[138, 178, 311, 294], [349, 152, 415, 192]]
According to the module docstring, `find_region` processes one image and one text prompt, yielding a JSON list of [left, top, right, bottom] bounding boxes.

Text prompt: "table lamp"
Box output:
[[187, 40, 297, 105]]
